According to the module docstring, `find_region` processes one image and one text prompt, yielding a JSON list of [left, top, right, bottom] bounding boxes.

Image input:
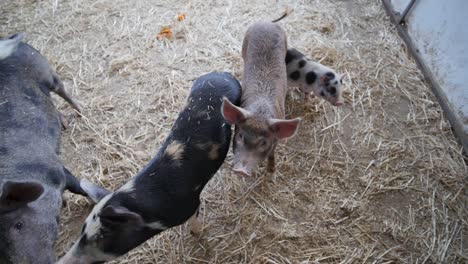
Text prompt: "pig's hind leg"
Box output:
[[188, 207, 203, 236]]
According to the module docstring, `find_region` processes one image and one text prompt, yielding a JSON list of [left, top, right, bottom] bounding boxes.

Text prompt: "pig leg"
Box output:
[[50, 72, 83, 113], [305, 92, 314, 101], [188, 208, 202, 236], [267, 152, 276, 174], [59, 112, 68, 129]]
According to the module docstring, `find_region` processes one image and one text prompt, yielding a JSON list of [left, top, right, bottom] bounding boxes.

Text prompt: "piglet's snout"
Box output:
[[232, 163, 252, 177], [331, 95, 344, 106]]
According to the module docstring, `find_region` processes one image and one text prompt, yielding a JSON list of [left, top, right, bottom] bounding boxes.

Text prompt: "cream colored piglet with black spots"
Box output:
[[286, 48, 345, 106]]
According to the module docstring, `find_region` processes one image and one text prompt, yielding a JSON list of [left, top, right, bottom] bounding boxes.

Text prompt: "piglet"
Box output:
[[221, 22, 301, 177], [57, 72, 242, 264], [0, 33, 108, 264], [286, 48, 345, 106]]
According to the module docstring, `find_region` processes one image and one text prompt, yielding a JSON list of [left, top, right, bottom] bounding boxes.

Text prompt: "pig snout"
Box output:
[[232, 156, 256, 177], [330, 96, 344, 106], [232, 163, 252, 177]]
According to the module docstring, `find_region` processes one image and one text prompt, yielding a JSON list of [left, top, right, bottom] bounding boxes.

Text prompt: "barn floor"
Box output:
[[1, 0, 467, 263]]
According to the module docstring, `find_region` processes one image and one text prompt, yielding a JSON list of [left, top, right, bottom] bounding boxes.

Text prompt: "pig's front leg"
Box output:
[[188, 208, 202, 236], [267, 151, 276, 173], [59, 111, 69, 129]]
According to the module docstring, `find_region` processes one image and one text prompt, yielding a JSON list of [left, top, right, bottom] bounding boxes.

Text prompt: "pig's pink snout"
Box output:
[[334, 100, 343, 106], [232, 165, 251, 177]]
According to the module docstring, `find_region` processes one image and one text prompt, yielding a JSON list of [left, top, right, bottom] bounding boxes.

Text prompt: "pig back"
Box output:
[[190, 72, 241, 106], [0, 42, 63, 185], [129, 72, 241, 225], [241, 22, 288, 117]]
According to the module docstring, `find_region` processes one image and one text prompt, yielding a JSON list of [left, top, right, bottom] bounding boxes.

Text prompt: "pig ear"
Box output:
[[0, 181, 44, 212], [269, 117, 302, 139], [339, 74, 345, 83], [80, 179, 111, 203], [99, 205, 144, 228], [221, 97, 250, 125], [63, 168, 110, 203]]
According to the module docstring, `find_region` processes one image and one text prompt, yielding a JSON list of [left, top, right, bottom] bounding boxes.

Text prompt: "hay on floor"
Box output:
[[1, 0, 466, 263]]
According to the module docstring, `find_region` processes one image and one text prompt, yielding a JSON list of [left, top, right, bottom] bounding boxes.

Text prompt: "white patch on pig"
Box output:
[[118, 180, 135, 193], [0, 33, 23, 60], [58, 194, 115, 264], [194, 141, 220, 160], [83, 194, 113, 238], [146, 221, 167, 230], [208, 144, 220, 160], [165, 140, 184, 161]]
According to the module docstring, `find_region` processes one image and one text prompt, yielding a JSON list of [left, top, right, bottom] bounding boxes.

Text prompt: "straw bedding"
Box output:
[[1, 0, 466, 263]]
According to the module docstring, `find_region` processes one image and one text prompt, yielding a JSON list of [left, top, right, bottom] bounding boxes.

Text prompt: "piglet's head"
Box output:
[[221, 97, 301, 177], [58, 184, 169, 264], [318, 72, 345, 107]]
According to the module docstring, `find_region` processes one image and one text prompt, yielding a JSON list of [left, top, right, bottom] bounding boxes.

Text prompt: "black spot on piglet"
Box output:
[[306, 71, 317, 85], [289, 71, 300, 80], [285, 48, 303, 64], [329, 87, 336, 95], [298, 60, 306, 68]]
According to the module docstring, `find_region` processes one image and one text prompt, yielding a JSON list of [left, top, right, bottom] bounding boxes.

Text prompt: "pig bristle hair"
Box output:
[[2, 0, 466, 263]]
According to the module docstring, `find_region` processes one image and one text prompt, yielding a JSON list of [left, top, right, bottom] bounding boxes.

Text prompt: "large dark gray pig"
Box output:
[[0, 33, 108, 264], [58, 72, 242, 263]]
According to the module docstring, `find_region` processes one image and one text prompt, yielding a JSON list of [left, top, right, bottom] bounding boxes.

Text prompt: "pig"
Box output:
[[221, 22, 301, 177], [0, 33, 109, 264], [285, 48, 345, 106], [57, 71, 242, 264]]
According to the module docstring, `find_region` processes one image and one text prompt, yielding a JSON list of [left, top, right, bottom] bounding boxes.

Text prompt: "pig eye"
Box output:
[[259, 139, 268, 148], [14, 221, 24, 231], [238, 133, 244, 141]]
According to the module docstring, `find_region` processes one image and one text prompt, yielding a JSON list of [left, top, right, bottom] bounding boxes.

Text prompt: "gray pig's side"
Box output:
[[0, 33, 108, 264]]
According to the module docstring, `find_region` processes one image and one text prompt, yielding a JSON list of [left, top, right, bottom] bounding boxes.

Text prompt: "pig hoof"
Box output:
[[189, 222, 203, 236], [190, 227, 202, 236], [59, 112, 69, 130], [233, 167, 251, 177], [267, 166, 275, 174]]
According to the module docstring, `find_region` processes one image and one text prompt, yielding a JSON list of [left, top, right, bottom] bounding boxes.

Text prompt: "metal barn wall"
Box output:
[[383, 0, 468, 152]]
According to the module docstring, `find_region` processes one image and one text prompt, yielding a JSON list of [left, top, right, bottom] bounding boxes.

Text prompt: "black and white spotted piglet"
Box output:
[[286, 48, 345, 106], [58, 72, 242, 264]]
